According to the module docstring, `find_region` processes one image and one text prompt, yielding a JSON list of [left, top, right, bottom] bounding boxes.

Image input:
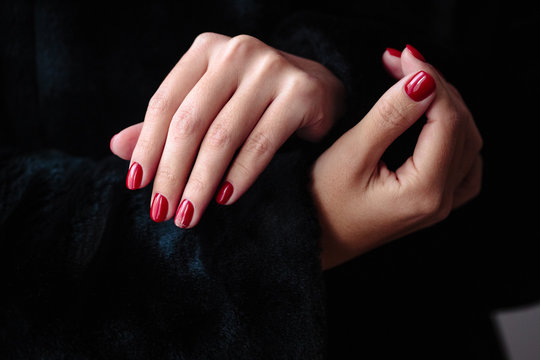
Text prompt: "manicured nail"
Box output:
[[215, 181, 234, 205], [176, 199, 194, 228], [405, 71, 436, 102], [150, 193, 168, 222], [406, 44, 426, 62], [126, 162, 143, 190], [386, 47, 402, 57]]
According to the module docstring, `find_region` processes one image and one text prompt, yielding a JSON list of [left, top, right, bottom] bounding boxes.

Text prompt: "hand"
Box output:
[[311, 45, 483, 270], [110, 33, 345, 227]]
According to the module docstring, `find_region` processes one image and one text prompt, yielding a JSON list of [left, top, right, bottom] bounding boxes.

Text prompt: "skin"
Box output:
[[110, 33, 345, 228], [313, 47, 483, 269], [111, 35, 482, 270]]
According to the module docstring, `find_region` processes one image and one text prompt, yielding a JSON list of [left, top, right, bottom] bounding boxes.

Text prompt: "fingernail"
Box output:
[[405, 70, 436, 102], [215, 181, 234, 205], [126, 162, 143, 190], [406, 44, 426, 62], [386, 47, 402, 57], [175, 199, 194, 228], [151, 193, 168, 222]]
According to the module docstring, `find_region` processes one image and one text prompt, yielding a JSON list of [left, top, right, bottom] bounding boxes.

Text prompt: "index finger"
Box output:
[[126, 33, 228, 190]]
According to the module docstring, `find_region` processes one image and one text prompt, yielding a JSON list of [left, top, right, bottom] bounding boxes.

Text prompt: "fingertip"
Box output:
[[150, 193, 169, 222], [109, 134, 117, 152], [126, 162, 143, 190], [215, 181, 234, 205], [110, 133, 130, 160], [174, 199, 195, 229], [386, 47, 402, 58], [400, 44, 441, 82], [404, 70, 436, 102], [382, 48, 405, 79], [405, 44, 426, 62]]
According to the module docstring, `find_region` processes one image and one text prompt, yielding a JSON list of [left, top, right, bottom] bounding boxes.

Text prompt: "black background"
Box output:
[[1, 1, 539, 358]]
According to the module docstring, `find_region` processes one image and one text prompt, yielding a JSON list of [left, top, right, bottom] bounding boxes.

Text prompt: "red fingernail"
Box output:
[[151, 193, 168, 222], [406, 44, 426, 62], [126, 162, 143, 190], [405, 71, 436, 102], [215, 181, 234, 205], [176, 199, 194, 228], [386, 47, 402, 57]]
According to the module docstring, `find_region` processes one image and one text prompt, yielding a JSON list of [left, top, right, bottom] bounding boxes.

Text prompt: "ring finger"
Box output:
[[174, 73, 277, 228]]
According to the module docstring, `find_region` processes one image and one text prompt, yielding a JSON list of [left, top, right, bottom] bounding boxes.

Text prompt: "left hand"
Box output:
[[110, 33, 345, 228]]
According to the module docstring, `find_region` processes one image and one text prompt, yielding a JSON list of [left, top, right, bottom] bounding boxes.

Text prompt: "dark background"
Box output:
[[1, 1, 539, 358]]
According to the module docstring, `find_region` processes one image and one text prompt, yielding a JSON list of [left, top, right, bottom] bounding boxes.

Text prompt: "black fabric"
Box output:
[[1, 1, 539, 359], [0, 146, 324, 359]]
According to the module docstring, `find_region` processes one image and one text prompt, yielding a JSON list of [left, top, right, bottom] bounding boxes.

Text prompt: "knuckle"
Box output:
[[155, 165, 180, 185], [135, 136, 160, 154], [204, 123, 232, 149], [243, 131, 273, 157], [467, 180, 482, 202], [475, 133, 484, 154], [289, 71, 322, 97], [147, 92, 172, 116], [258, 51, 289, 74], [186, 175, 207, 194], [193, 32, 219, 48], [375, 96, 411, 131], [230, 34, 259, 48], [232, 159, 250, 179], [222, 34, 260, 61], [471, 175, 483, 199], [170, 105, 200, 139], [436, 200, 452, 222], [471, 120, 484, 153]]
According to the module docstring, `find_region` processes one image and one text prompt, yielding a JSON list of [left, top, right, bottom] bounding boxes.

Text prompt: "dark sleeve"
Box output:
[[0, 145, 326, 359]]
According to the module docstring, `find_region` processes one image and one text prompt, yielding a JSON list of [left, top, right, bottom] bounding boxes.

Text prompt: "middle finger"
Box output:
[[149, 67, 237, 222]]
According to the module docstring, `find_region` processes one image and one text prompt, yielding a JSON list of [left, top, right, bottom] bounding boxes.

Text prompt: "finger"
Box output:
[[126, 33, 227, 191], [382, 47, 404, 79], [400, 44, 453, 92], [447, 110, 482, 191], [217, 87, 305, 206], [452, 154, 482, 209], [394, 45, 463, 189], [338, 69, 436, 175], [150, 64, 238, 222], [110, 122, 143, 160], [173, 73, 276, 228]]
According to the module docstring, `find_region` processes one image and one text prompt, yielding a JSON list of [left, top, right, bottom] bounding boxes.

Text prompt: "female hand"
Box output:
[[110, 32, 345, 227], [312, 45, 483, 270]]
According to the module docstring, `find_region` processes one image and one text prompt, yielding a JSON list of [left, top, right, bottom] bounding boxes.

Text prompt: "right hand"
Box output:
[[311, 45, 483, 270]]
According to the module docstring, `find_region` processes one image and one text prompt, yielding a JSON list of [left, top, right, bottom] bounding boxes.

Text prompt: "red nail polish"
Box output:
[[406, 44, 426, 62], [151, 193, 168, 222], [215, 181, 234, 205], [126, 162, 143, 190], [386, 48, 402, 57], [176, 199, 194, 228], [405, 71, 436, 102]]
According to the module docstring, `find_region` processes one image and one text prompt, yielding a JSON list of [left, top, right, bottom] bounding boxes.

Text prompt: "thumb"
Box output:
[[109, 122, 143, 160], [341, 70, 436, 172]]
